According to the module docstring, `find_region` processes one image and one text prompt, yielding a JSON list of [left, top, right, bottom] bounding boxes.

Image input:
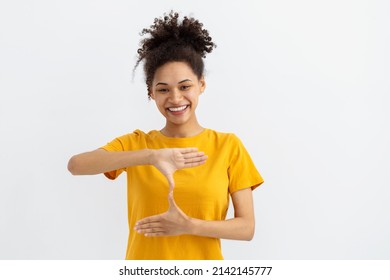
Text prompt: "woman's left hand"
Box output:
[[134, 191, 191, 237]]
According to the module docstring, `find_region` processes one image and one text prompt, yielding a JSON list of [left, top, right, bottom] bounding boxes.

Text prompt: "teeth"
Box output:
[[168, 105, 188, 112]]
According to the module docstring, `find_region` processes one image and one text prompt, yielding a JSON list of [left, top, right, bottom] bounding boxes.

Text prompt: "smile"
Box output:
[[167, 105, 189, 112]]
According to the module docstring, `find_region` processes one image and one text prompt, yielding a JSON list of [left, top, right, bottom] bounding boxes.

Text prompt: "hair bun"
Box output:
[[133, 11, 216, 98], [137, 11, 216, 59]]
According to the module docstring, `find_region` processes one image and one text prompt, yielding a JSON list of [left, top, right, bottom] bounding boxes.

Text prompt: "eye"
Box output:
[[180, 85, 191, 90], [157, 88, 168, 93]]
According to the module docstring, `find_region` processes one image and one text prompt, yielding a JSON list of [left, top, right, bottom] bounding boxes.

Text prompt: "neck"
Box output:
[[161, 118, 204, 138]]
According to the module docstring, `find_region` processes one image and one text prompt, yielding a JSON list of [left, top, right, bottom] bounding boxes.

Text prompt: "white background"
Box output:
[[0, 0, 389, 259]]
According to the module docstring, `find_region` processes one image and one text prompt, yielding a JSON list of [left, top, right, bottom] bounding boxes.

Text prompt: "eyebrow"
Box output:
[[155, 79, 192, 86]]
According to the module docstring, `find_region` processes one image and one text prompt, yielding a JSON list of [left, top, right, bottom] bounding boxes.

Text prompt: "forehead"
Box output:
[[153, 62, 197, 85]]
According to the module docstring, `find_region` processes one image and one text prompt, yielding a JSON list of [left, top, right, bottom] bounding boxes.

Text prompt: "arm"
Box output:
[[67, 148, 208, 186], [67, 148, 151, 175], [190, 188, 255, 240], [135, 187, 255, 241]]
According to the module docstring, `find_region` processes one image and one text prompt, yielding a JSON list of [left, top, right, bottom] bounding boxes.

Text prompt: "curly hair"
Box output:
[[133, 11, 216, 99]]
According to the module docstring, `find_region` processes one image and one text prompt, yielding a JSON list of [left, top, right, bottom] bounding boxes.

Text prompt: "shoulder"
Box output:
[[102, 129, 161, 151], [112, 129, 146, 140], [107, 129, 151, 146]]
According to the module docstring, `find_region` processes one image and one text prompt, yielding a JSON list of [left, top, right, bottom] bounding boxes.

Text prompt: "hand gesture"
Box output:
[[134, 191, 191, 237], [151, 147, 207, 189]]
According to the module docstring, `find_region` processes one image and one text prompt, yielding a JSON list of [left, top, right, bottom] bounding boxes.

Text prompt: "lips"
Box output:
[[167, 105, 189, 112]]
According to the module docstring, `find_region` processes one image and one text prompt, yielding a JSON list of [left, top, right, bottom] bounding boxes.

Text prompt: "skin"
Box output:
[[68, 61, 255, 241], [68, 147, 207, 188], [134, 61, 256, 241], [150, 61, 206, 138]]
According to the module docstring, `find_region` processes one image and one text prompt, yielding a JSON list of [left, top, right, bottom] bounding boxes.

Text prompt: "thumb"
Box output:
[[166, 173, 175, 190], [168, 191, 178, 209]]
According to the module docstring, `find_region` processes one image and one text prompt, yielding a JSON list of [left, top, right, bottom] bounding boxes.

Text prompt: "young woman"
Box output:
[[67, 11, 264, 260]]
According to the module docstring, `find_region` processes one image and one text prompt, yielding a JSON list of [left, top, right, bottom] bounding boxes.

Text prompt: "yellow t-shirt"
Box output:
[[100, 128, 264, 260]]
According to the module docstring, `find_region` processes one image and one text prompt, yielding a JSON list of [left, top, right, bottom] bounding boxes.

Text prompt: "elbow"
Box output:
[[245, 228, 255, 241], [243, 221, 255, 241], [67, 156, 80, 175]]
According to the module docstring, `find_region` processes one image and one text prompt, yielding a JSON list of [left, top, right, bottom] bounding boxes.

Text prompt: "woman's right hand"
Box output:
[[150, 148, 207, 190]]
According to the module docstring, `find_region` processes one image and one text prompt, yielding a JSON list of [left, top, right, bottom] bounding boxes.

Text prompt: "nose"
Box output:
[[168, 89, 183, 103]]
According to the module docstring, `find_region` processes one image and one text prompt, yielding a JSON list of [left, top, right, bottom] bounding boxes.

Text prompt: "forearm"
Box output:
[[188, 216, 255, 241], [68, 149, 152, 175]]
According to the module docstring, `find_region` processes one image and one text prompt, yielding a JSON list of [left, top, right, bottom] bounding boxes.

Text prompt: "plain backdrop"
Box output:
[[1, 0, 389, 260]]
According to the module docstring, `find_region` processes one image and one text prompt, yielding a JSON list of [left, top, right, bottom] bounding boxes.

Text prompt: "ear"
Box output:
[[199, 76, 206, 94], [149, 90, 155, 100]]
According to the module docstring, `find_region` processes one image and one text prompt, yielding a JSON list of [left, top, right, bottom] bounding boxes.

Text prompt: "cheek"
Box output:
[[157, 101, 166, 110], [153, 98, 164, 109], [154, 94, 165, 104], [186, 90, 198, 100]]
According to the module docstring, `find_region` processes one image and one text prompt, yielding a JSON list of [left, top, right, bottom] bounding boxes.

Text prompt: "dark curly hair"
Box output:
[[133, 11, 216, 99]]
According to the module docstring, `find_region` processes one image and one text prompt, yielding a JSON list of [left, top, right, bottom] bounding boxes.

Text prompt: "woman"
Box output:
[[67, 11, 264, 260]]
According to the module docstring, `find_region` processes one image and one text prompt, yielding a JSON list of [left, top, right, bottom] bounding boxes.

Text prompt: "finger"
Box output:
[[168, 191, 175, 207], [183, 157, 208, 168], [177, 147, 198, 154], [165, 174, 175, 189], [144, 230, 166, 237], [134, 221, 161, 230], [135, 215, 161, 226], [182, 151, 205, 159], [168, 191, 182, 212], [144, 232, 166, 237], [184, 154, 208, 163], [137, 227, 165, 234], [184, 161, 206, 168]]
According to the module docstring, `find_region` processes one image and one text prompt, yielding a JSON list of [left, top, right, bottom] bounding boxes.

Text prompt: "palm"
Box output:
[[134, 191, 190, 236], [152, 148, 207, 188], [154, 150, 184, 175]]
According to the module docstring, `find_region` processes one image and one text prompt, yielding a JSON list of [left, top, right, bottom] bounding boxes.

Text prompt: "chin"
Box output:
[[169, 119, 188, 126]]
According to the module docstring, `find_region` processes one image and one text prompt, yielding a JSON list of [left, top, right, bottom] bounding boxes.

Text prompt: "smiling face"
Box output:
[[150, 61, 206, 135]]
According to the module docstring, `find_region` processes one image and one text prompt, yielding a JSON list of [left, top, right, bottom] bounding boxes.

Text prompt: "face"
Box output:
[[150, 61, 206, 127]]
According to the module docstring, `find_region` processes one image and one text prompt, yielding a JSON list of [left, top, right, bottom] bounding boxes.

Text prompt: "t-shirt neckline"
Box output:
[[156, 128, 209, 143]]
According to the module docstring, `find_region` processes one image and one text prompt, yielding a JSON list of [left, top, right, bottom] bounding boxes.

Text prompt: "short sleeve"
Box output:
[[227, 134, 264, 194], [99, 130, 142, 180]]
